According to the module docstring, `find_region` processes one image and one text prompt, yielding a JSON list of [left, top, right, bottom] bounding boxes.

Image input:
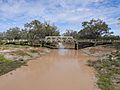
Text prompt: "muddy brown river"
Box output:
[[0, 49, 98, 90]]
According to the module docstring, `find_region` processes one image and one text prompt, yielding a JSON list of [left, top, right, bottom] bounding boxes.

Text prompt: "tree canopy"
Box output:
[[24, 20, 59, 45], [63, 30, 79, 39], [5, 27, 21, 40], [2, 20, 59, 40], [78, 19, 112, 39]]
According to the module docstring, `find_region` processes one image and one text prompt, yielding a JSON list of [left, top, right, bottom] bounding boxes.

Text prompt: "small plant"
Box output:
[[30, 49, 39, 53]]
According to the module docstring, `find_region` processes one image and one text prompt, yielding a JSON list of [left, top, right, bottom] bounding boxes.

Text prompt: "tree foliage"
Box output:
[[0, 20, 60, 45], [5, 27, 21, 40], [24, 20, 59, 45], [79, 19, 112, 39], [63, 30, 79, 39]]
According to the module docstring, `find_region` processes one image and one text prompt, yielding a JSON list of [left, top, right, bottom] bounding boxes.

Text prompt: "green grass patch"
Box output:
[[0, 54, 26, 76]]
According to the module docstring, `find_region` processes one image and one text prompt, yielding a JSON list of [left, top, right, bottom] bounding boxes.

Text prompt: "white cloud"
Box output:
[[0, 0, 119, 35], [0, 0, 45, 20]]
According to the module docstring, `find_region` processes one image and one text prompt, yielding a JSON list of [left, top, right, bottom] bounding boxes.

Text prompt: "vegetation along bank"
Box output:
[[0, 45, 50, 76], [88, 46, 120, 90]]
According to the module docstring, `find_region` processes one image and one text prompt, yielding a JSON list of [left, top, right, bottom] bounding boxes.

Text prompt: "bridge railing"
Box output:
[[44, 36, 75, 43], [77, 39, 120, 43]]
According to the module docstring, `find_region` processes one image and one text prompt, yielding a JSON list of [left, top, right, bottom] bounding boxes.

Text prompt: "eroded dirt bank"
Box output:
[[0, 47, 114, 90]]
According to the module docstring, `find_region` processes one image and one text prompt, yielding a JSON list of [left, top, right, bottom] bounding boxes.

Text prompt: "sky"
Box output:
[[0, 0, 120, 35]]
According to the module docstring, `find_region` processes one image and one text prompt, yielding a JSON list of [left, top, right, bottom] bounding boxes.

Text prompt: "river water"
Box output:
[[0, 47, 98, 90]]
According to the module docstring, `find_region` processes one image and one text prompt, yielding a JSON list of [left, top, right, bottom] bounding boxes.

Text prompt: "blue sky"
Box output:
[[0, 0, 120, 35]]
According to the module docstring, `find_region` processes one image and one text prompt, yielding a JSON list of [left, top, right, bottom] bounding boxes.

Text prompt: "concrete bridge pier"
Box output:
[[94, 42, 97, 47], [41, 40, 45, 47], [75, 42, 78, 50]]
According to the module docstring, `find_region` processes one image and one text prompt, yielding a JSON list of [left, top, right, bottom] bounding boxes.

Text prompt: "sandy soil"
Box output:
[[0, 47, 49, 61]]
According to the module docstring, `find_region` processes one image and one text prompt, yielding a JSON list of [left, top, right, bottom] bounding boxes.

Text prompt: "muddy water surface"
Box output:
[[0, 49, 98, 90]]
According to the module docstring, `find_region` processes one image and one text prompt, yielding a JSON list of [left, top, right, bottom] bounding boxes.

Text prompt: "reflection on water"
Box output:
[[0, 48, 97, 90], [58, 43, 64, 49], [58, 43, 68, 55]]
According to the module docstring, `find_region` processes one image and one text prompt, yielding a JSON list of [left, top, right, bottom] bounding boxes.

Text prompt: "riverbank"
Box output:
[[80, 46, 116, 58], [0, 45, 50, 76], [84, 46, 120, 90]]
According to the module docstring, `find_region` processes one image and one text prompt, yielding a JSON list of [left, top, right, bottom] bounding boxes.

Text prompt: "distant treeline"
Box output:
[[0, 19, 120, 43]]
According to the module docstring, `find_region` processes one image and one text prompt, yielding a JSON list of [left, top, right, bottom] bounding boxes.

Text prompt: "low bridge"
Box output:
[[44, 36, 120, 49], [4, 36, 120, 50], [44, 36, 75, 43]]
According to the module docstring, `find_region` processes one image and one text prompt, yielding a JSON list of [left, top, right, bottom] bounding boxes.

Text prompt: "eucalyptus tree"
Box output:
[[20, 29, 28, 40], [63, 30, 79, 39], [5, 27, 21, 40], [44, 22, 60, 36], [24, 20, 44, 45], [24, 20, 60, 45], [79, 19, 112, 39]]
